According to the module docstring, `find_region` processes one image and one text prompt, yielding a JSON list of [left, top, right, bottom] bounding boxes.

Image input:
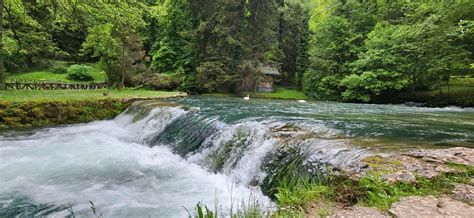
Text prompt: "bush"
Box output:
[[51, 66, 68, 74], [67, 65, 95, 82], [303, 74, 343, 101], [143, 73, 182, 90]]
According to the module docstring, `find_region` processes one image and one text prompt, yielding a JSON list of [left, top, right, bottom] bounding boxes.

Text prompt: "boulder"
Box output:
[[408, 147, 474, 166], [452, 183, 474, 204], [330, 207, 390, 218], [341, 147, 472, 183], [388, 196, 474, 218]]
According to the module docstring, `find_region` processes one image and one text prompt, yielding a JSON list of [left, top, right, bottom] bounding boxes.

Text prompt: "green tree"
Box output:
[[303, 0, 376, 100], [279, 1, 311, 88], [303, 15, 357, 100], [82, 23, 147, 88], [150, 0, 194, 74], [3, 0, 61, 71], [80, 1, 149, 88], [345, 22, 408, 102], [348, 2, 471, 101]]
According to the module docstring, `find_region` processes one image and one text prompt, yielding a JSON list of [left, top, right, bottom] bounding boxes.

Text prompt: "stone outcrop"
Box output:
[[305, 201, 390, 218], [316, 147, 474, 218], [408, 147, 474, 166], [341, 147, 473, 183], [314, 196, 474, 218], [453, 183, 474, 204], [388, 196, 474, 218], [330, 207, 390, 218]]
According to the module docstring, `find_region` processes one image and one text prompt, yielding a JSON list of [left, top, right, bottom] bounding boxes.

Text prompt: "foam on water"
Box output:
[[1, 96, 473, 217], [0, 106, 270, 217]]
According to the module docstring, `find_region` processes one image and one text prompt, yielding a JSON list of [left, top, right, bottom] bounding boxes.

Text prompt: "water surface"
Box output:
[[1, 96, 473, 217]]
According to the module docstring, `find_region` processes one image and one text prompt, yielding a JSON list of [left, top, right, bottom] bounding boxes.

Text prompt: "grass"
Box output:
[[206, 88, 308, 100], [184, 194, 271, 218], [271, 162, 474, 215], [399, 76, 474, 107], [0, 89, 185, 103], [6, 69, 107, 83], [358, 169, 473, 211], [251, 88, 308, 100], [61, 164, 473, 217], [0, 90, 185, 128], [275, 177, 335, 213], [6, 61, 107, 83], [449, 77, 474, 87]]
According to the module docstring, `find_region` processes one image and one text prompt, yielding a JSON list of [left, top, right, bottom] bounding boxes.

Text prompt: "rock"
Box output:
[[270, 123, 303, 139], [305, 201, 390, 218], [341, 147, 472, 183], [330, 207, 390, 218], [383, 170, 416, 183], [389, 196, 440, 217], [305, 200, 335, 218], [408, 147, 474, 166], [452, 184, 474, 204], [438, 197, 474, 217], [389, 196, 474, 218]]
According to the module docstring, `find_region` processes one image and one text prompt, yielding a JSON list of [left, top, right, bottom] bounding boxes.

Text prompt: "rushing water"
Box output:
[[1, 96, 473, 217]]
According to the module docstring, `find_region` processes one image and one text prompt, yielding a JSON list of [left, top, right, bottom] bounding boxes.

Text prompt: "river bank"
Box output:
[[296, 147, 474, 217], [0, 90, 186, 129], [206, 88, 474, 108]]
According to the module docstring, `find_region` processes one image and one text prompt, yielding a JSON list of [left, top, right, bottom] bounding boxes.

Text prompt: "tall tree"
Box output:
[[279, 1, 311, 87]]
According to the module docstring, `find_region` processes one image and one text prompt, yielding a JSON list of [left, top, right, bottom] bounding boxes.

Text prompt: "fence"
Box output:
[[6, 81, 108, 90]]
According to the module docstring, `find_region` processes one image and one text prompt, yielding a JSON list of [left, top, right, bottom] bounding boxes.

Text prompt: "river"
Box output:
[[1, 96, 473, 217]]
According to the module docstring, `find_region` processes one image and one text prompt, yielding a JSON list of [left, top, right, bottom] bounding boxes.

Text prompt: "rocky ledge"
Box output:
[[389, 195, 473, 217], [342, 147, 473, 184], [308, 195, 474, 218], [324, 147, 474, 217]]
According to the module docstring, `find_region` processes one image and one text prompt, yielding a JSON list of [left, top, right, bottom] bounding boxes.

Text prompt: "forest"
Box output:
[[0, 0, 473, 103], [1, 1, 474, 217]]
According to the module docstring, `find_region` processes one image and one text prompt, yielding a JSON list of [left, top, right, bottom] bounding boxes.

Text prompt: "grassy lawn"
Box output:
[[400, 76, 474, 107], [0, 89, 185, 103], [6, 70, 107, 83], [207, 88, 308, 100], [449, 76, 474, 87], [251, 88, 308, 100]]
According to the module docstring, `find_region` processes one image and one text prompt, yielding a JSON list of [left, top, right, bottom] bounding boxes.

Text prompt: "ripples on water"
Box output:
[[1, 96, 473, 217]]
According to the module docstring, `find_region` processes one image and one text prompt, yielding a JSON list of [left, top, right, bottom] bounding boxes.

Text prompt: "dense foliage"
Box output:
[[0, 0, 472, 103], [304, 0, 473, 102], [66, 65, 95, 82]]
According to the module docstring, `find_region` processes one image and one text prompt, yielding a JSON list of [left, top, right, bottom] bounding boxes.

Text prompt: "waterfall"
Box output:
[[120, 101, 373, 193], [2, 97, 472, 217]]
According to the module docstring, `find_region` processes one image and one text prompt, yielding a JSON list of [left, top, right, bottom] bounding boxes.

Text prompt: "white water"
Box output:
[[2, 97, 473, 217], [0, 107, 270, 217]]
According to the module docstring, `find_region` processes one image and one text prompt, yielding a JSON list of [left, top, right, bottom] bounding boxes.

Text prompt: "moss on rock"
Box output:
[[0, 99, 133, 129]]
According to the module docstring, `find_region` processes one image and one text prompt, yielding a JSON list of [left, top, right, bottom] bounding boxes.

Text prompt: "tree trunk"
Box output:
[[0, 0, 5, 90]]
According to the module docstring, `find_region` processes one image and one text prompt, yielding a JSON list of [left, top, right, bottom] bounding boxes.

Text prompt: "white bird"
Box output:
[[297, 100, 307, 103], [244, 94, 250, 101]]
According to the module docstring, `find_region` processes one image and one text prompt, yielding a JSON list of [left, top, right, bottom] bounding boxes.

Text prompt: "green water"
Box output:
[[170, 96, 474, 150], [1, 96, 473, 217]]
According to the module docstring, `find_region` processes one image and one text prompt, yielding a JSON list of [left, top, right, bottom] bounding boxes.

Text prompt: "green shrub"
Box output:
[[51, 66, 68, 74], [143, 73, 182, 90], [67, 65, 95, 82]]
